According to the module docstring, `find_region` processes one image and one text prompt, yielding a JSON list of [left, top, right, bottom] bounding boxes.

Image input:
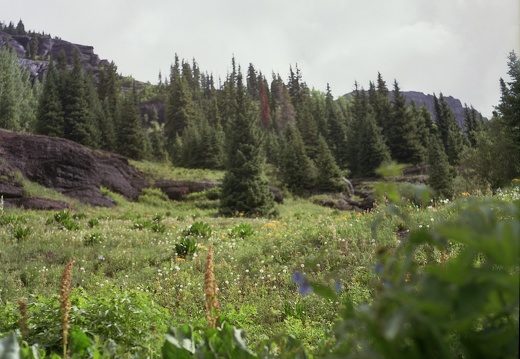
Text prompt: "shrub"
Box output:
[[182, 221, 212, 239]]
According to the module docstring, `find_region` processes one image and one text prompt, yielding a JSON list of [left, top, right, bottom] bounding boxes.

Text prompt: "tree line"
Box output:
[[0, 29, 518, 215]]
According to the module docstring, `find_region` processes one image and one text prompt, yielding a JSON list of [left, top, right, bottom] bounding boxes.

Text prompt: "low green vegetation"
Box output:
[[0, 168, 518, 358]]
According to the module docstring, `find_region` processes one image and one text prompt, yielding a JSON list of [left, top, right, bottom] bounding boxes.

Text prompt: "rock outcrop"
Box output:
[[0, 30, 110, 82], [0, 130, 147, 208]]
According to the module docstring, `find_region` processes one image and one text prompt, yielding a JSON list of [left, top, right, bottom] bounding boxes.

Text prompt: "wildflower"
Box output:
[[176, 257, 185, 262], [335, 280, 342, 293], [292, 271, 312, 296], [405, 273, 411, 283], [374, 263, 384, 274]]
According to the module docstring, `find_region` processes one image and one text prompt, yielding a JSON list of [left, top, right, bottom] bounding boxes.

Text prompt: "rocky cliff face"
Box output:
[[0, 30, 110, 81], [0, 129, 147, 208], [393, 91, 467, 129], [344, 91, 478, 129]]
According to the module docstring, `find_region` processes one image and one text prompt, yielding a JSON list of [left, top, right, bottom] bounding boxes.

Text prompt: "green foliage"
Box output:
[[47, 209, 81, 230], [174, 237, 199, 258], [132, 217, 166, 233], [228, 223, 255, 239], [13, 225, 30, 241], [183, 221, 212, 238], [427, 136, 454, 198], [0, 46, 36, 132], [83, 232, 103, 246], [117, 82, 147, 159], [162, 323, 256, 359], [281, 125, 316, 195], [138, 187, 170, 206], [330, 171, 519, 358]]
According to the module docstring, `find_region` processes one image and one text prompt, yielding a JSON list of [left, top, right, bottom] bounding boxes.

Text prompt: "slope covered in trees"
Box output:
[[1, 19, 517, 209]]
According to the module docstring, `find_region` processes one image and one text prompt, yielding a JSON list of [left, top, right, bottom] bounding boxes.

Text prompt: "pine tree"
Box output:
[[117, 82, 146, 159], [427, 134, 454, 198], [0, 46, 36, 131], [97, 61, 119, 150], [16, 19, 25, 35], [36, 60, 64, 137], [349, 87, 391, 177], [147, 119, 169, 163], [496, 51, 520, 158], [219, 71, 274, 217], [325, 84, 349, 168], [270, 74, 296, 133], [387, 80, 426, 164], [433, 93, 464, 165], [370, 73, 393, 137], [281, 125, 316, 194], [315, 134, 344, 191], [463, 104, 482, 147], [62, 50, 97, 147]]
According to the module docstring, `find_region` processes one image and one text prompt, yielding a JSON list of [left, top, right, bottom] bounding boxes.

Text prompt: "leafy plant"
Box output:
[[87, 218, 99, 228], [83, 232, 103, 246], [228, 223, 255, 239], [13, 225, 30, 241], [329, 169, 520, 358], [174, 237, 199, 258], [162, 322, 256, 359], [183, 221, 212, 238]]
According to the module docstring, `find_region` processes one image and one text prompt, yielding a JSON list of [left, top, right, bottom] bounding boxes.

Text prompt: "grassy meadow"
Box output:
[[0, 163, 519, 358]]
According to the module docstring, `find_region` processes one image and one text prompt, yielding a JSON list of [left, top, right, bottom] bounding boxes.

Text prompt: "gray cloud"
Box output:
[[2, 0, 518, 117]]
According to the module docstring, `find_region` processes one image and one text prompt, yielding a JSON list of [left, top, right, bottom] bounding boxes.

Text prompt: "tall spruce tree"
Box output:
[[62, 50, 97, 147], [463, 104, 483, 147], [433, 93, 464, 165], [36, 60, 64, 137], [315, 134, 344, 191], [347, 86, 391, 177], [427, 133, 454, 198], [281, 124, 316, 195], [0, 46, 36, 132], [117, 82, 146, 159], [496, 51, 520, 160], [219, 71, 274, 217], [387, 80, 426, 164], [325, 84, 349, 169]]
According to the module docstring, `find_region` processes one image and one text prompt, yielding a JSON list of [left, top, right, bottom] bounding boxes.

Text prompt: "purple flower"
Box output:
[[297, 282, 313, 296], [374, 263, 384, 274], [292, 271, 304, 284]]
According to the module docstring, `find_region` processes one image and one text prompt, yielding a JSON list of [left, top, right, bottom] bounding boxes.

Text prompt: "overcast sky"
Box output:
[[2, 0, 519, 117]]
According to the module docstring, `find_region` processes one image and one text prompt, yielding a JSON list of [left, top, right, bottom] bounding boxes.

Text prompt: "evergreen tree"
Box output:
[[270, 74, 296, 133], [164, 58, 196, 142], [97, 61, 119, 150], [427, 134, 454, 198], [62, 50, 97, 147], [147, 119, 169, 163], [465, 51, 520, 188], [219, 71, 274, 217], [0, 46, 36, 131], [496, 51, 520, 160], [370, 73, 393, 137], [117, 82, 146, 159], [348, 87, 391, 177], [36, 60, 63, 137], [315, 134, 344, 191], [433, 93, 464, 165], [409, 101, 433, 154], [16, 19, 25, 35], [281, 124, 316, 194], [387, 80, 426, 164], [463, 104, 483, 147], [325, 84, 349, 168]]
